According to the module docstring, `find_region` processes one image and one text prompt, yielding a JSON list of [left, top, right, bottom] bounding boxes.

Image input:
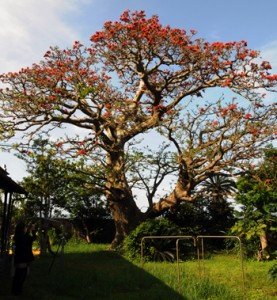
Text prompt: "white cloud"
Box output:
[[0, 0, 86, 73]]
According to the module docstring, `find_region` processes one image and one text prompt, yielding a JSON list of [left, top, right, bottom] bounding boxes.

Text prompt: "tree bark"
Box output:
[[108, 194, 143, 248], [81, 219, 92, 243], [153, 166, 194, 214], [259, 232, 269, 261], [106, 147, 144, 248]]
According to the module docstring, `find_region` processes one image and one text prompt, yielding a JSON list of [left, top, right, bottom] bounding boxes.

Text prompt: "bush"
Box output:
[[121, 218, 183, 262], [268, 264, 277, 282]]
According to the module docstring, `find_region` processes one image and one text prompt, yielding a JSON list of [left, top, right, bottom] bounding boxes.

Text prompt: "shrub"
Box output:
[[268, 264, 277, 282], [121, 218, 183, 262]]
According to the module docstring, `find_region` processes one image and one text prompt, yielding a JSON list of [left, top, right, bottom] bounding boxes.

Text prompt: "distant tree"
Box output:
[[231, 146, 277, 260], [62, 169, 112, 243], [16, 138, 68, 220], [15, 138, 112, 244], [1, 10, 276, 247], [14, 138, 71, 253], [201, 174, 236, 235]]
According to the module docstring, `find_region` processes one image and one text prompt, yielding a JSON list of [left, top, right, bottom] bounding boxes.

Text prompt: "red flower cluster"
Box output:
[[55, 142, 63, 148], [228, 104, 237, 110], [77, 149, 87, 155], [263, 74, 277, 81], [250, 129, 261, 134], [212, 120, 219, 126], [244, 113, 252, 119], [261, 61, 272, 70], [221, 79, 232, 87], [237, 52, 247, 60], [265, 179, 271, 184]]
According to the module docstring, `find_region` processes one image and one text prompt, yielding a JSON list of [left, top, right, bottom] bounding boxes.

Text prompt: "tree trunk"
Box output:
[[81, 219, 92, 243], [108, 194, 143, 249], [259, 232, 269, 261], [153, 166, 194, 213], [106, 147, 144, 249]]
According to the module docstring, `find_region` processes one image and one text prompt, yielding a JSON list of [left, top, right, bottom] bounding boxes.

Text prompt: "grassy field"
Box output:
[[0, 242, 276, 299]]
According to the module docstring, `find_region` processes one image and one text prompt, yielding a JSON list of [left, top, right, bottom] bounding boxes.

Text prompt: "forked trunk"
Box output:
[[153, 166, 194, 213]]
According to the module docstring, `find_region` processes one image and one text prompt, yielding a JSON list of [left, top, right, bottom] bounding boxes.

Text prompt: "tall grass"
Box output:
[[0, 241, 276, 299]]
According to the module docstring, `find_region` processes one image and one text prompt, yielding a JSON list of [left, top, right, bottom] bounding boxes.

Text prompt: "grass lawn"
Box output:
[[0, 242, 276, 299]]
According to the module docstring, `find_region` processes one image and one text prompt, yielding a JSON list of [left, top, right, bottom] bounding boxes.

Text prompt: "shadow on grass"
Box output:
[[0, 249, 185, 300]]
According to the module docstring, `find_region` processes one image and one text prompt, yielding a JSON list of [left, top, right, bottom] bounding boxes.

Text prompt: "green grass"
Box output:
[[0, 242, 276, 299]]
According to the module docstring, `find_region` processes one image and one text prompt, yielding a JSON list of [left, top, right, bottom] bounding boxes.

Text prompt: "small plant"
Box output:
[[268, 264, 277, 282]]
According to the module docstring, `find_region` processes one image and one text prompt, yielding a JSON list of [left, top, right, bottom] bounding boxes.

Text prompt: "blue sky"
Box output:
[[0, 0, 276, 183]]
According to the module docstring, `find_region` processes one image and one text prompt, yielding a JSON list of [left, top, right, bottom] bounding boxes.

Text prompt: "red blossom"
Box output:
[[77, 149, 87, 155], [103, 111, 112, 118], [55, 142, 63, 148], [244, 113, 252, 119], [221, 108, 228, 116], [250, 129, 261, 135], [249, 50, 258, 58], [221, 79, 232, 87], [73, 41, 83, 49], [120, 9, 131, 22], [261, 61, 272, 70], [228, 104, 237, 110], [263, 74, 277, 81], [237, 52, 247, 60], [44, 50, 51, 58]]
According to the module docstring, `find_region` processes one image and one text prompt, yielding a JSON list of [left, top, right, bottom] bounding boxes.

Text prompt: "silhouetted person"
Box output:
[[11, 222, 36, 296]]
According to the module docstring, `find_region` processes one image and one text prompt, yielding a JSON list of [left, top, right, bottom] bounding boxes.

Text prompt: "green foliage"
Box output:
[[231, 146, 277, 260], [15, 138, 70, 219], [268, 264, 277, 282], [121, 218, 182, 262], [164, 200, 207, 235], [14, 137, 112, 243], [165, 194, 235, 250]]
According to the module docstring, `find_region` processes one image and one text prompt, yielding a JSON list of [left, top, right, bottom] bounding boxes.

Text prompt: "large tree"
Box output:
[[0, 10, 276, 247]]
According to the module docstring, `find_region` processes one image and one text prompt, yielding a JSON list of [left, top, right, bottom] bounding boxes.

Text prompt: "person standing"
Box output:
[[11, 222, 37, 296]]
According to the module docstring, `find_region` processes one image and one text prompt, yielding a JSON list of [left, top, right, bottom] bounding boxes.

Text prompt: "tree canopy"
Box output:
[[0, 10, 276, 247]]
